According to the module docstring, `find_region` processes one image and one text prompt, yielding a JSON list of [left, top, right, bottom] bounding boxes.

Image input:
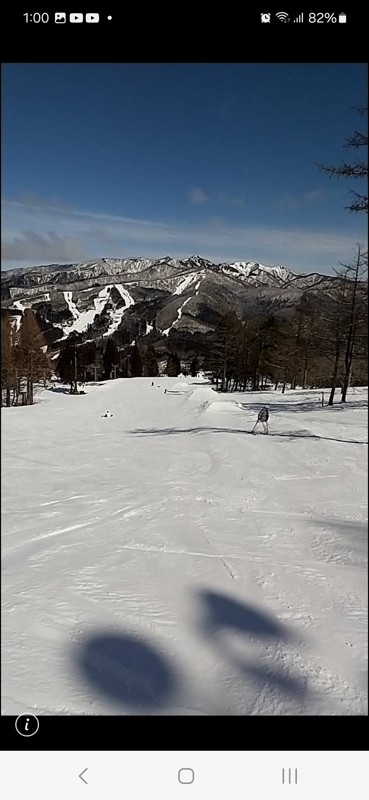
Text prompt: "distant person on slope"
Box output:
[[252, 406, 269, 434]]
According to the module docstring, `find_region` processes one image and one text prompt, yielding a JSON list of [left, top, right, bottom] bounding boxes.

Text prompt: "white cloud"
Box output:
[[278, 188, 326, 210], [187, 188, 246, 208], [2, 230, 86, 262], [1, 198, 366, 275], [187, 187, 209, 205], [217, 192, 246, 208]]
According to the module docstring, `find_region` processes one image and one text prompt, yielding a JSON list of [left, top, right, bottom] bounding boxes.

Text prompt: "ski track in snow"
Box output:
[[1, 380, 367, 716]]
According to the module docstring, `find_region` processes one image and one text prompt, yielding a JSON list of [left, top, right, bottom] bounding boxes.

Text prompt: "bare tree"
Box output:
[[1, 314, 17, 406], [18, 309, 51, 404], [337, 245, 368, 401], [317, 275, 354, 405], [318, 106, 368, 214]]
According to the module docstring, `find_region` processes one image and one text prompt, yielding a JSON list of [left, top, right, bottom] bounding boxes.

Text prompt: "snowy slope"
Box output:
[[102, 285, 135, 337], [173, 272, 201, 295], [1, 381, 367, 716], [225, 262, 293, 285], [162, 296, 192, 336], [61, 285, 134, 338]]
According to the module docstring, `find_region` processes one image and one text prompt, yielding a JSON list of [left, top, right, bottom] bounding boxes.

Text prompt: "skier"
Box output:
[[151, 381, 154, 386], [164, 388, 167, 394], [252, 406, 269, 434], [101, 410, 114, 417]]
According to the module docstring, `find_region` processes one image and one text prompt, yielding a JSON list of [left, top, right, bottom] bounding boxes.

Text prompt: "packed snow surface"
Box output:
[[1, 379, 367, 716]]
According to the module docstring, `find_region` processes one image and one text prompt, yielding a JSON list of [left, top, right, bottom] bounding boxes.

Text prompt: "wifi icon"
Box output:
[[276, 11, 290, 21]]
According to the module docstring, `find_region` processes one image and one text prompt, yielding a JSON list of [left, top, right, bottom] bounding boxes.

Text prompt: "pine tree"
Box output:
[[78, 340, 97, 382], [56, 334, 78, 393], [166, 352, 180, 377], [190, 356, 199, 377], [103, 337, 120, 379], [146, 345, 159, 377], [130, 344, 143, 377]]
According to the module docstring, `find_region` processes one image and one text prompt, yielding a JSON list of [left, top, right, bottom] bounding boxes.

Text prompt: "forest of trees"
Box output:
[[202, 246, 368, 404], [1, 308, 51, 406], [2, 245, 367, 407]]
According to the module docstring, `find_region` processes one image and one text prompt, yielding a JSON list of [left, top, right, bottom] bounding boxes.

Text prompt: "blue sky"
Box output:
[[2, 63, 367, 274]]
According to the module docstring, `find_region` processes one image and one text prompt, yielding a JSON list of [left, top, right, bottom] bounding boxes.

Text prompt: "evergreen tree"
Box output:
[[190, 356, 199, 377], [93, 342, 105, 382], [146, 345, 159, 377], [103, 337, 120, 379], [166, 352, 181, 376], [130, 344, 143, 377], [78, 340, 97, 381], [55, 332, 80, 393]]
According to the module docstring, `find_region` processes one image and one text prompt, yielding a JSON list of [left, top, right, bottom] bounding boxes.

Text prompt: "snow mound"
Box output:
[[171, 382, 192, 393], [202, 400, 241, 414], [185, 387, 218, 412]]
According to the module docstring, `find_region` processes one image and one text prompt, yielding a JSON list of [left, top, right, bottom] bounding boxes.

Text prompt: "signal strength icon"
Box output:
[[276, 11, 290, 21], [293, 12, 304, 22]]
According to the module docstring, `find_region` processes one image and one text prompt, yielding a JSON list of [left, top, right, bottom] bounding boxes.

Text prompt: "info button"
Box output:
[[178, 769, 195, 784], [15, 714, 39, 737]]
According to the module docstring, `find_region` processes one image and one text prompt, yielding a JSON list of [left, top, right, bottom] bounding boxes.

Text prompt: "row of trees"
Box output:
[[54, 332, 193, 392], [2, 309, 51, 406], [204, 247, 367, 405], [55, 336, 157, 391]]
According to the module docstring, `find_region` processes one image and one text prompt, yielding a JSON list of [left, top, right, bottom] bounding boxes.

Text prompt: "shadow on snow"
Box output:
[[130, 426, 367, 445], [75, 632, 178, 710], [197, 590, 307, 701]]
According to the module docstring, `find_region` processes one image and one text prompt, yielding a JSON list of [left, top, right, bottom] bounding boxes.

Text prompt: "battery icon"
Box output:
[[338, 12, 347, 22]]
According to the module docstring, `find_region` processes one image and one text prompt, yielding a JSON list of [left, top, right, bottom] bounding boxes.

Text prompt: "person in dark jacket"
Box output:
[[252, 406, 269, 434]]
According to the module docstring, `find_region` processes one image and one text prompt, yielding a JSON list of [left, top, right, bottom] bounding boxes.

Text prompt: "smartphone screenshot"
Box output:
[[1, 6, 367, 798]]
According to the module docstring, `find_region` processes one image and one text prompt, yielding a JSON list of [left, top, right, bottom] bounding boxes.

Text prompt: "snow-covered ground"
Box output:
[[1, 379, 367, 716]]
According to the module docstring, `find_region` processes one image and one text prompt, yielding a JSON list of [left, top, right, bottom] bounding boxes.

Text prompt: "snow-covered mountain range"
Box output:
[[1, 254, 334, 347]]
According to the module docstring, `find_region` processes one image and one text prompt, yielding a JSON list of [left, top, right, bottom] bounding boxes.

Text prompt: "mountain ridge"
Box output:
[[1, 254, 337, 349]]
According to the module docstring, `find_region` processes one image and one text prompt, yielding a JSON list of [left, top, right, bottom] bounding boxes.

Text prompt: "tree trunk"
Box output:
[[341, 246, 362, 403], [302, 356, 308, 389], [27, 379, 33, 405], [341, 339, 355, 403], [281, 365, 288, 393], [221, 342, 228, 392], [328, 348, 341, 406]]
